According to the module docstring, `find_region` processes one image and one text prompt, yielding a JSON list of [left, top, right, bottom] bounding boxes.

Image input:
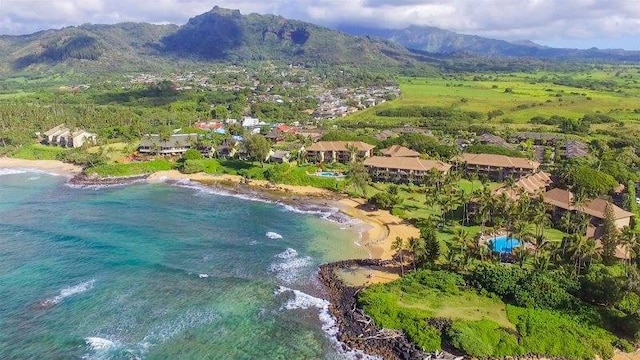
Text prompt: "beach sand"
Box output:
[[337, 198, 420, 260], [0, 158, 83, 176]]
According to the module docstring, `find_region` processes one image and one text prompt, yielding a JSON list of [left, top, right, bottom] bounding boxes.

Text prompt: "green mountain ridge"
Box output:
[[0, 6, 417, 77]]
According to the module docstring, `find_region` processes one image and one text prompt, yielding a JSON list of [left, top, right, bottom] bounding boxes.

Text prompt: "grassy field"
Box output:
[[12, 143, 70, 160], [340, 68, 640, 133], [359, 269, 618, 359]]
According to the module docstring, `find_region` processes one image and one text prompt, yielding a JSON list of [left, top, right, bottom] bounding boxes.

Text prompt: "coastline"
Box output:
[[0, 158, 83, 177], [0, 160, 424, 359]]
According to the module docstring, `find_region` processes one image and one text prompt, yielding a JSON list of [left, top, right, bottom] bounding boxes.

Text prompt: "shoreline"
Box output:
[[0, 159, 418, 262], [0, 159, 424, 359], [0, 157, 83, 177]]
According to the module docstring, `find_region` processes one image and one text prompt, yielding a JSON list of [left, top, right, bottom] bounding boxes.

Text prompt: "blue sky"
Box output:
[[1, 0, 639, 50]]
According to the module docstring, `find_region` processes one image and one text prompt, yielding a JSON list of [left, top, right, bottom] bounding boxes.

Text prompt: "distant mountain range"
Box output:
[[338, 25, 640, 61], [1, 6, 639, 77], [0, 7, 417, 76]]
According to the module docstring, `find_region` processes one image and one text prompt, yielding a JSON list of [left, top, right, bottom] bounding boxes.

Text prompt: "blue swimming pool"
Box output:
[[490, 235, 522, 253], [316, 171, 345, 178]]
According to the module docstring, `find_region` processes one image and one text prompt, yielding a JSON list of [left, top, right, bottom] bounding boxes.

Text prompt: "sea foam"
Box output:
[[269, 249, 313, 283], [265, 232, 283, 239], [41, 279, 95, 306], [0, 168, 27, 176], [275, 287, 381, 360], [85, 337, 115, 350]]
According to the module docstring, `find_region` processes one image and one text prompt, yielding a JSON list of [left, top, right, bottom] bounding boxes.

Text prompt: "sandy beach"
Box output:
[[0, 158, 83, 176]]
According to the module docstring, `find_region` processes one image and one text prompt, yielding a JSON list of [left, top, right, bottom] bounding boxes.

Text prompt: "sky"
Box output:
[[1, 0, 639, 50]]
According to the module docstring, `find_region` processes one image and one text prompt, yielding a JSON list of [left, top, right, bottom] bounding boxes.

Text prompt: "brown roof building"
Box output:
[[493, 172, 553, 200], [455, 153, 540, 181], [380, 145, 421, 158], [364, 156, 452, 184], [543, 188, 634, 231], [305, 141, 375, 164]]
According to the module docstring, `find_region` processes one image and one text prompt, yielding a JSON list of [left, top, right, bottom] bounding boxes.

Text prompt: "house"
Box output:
[[268, 150, 291, 163], [493, 171, 553, 200], [265, 125, 296, 143], [559, 140, 589, 160], [42, 124, 97, 148], [455, 153, 540, 181], [476, 133, 514, 149], [510, 132, 561, 146], [543, 188, 634, 231], [138, 134, 198, 155], [305, 141, 375, 164], [379, 145, 420, 158], [364, 156, 452, 184], [217, 139, 240, 159]]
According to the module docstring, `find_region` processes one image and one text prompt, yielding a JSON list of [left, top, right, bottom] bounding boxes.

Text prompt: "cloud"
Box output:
[[1, 0, 640, 49]]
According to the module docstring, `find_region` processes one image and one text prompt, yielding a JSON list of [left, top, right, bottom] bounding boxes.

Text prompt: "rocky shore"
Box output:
[[319, 259, 457, 360], [68, 173, 150, 187]]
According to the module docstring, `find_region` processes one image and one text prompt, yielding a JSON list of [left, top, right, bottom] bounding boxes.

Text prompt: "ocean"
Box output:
[[0, 169, 373, 359]]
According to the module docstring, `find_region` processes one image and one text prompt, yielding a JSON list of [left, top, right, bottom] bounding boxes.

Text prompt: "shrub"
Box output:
[[369, 192, 401, 210], [181, 159, 205, 174], [448, 320, 521, 357], [181, 148, 203, 161]]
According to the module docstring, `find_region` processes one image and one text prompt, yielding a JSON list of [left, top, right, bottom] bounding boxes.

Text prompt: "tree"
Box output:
[[391, 236, 405, 276], [244, 134, 271, 166], [422, 227, 440, 266], [452, 227, 471, 257], [601, 203, 620, 265], [407, 236, 425, 271], [346, 161, 370, 196]]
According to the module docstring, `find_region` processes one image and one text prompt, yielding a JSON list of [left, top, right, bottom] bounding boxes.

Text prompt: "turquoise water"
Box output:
[[0, 170, 370, 359], [490, 235, 522, 253]]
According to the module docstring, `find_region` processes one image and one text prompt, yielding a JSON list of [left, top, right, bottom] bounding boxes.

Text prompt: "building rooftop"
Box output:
[[306, 141, 375, 152], [364, 156, 452, 172], [543, 188, 634, 220], [380, 145, 420, 158], [456, 153, 540, 170]]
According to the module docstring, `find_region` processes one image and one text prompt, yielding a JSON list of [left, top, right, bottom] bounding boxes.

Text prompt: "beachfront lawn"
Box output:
[[85, 159, 174, 176], [359, 269, 619, 359], [12, 143, 70, 160]]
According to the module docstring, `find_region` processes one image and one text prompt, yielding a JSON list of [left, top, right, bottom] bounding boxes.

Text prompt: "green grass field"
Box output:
[[12, 143, 70, 160], [340, 69, 640, 132]]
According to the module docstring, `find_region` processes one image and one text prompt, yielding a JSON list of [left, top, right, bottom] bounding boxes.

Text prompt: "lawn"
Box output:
[[339, 69, 640, 132], [12, 143, 69, 160], [359, 269, 619, 359]]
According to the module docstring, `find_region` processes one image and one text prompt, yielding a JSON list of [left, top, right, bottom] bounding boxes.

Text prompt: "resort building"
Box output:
[[493, 171, 553, 200], [268, 150, 291, 163], [455, 153, 540, 181], [379, 145, 420, 158], [364, 156, 452, 184], [42, 124, 97, 148], [476, 133, 514, 149], [138, 134, 198, 156], [543, 188, 634, 235], [305, 141, 375, 164], [559, 140, 590, 160]]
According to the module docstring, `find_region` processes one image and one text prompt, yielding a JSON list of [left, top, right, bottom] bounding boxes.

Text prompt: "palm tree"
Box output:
[[391, 236, 406, 276], [532, 235, 550, 260], [407, 236, 425, 271], [452, 227, 472, 257], [568, 233, 588, 274], [513, 247, 530, 268], [346, 161, 370, 197], [560, 211, 574, 234], [619, 226, 637, 265], [532, 255, 550, 272], [581, 238, 601, 270]]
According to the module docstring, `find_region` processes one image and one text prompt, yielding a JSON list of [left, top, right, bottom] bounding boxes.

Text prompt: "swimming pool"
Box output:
[[490, 235, 522, 253], [316, 171, 345, 178]]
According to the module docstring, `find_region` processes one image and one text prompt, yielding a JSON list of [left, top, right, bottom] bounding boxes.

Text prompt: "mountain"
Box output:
[[0, 7, 418, 76], [338, 25, 640, 61]]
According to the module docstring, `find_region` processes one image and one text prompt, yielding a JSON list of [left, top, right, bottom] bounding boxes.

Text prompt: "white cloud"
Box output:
[[1, 0, 639, 49]]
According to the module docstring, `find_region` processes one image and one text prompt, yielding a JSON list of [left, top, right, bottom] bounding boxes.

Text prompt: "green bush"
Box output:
[[85, 160, 173, 176], [180, 159, 205, 174], [448, 320, 521, 357], [368, 192, 401, 210], [181, 148, 203, 161]]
